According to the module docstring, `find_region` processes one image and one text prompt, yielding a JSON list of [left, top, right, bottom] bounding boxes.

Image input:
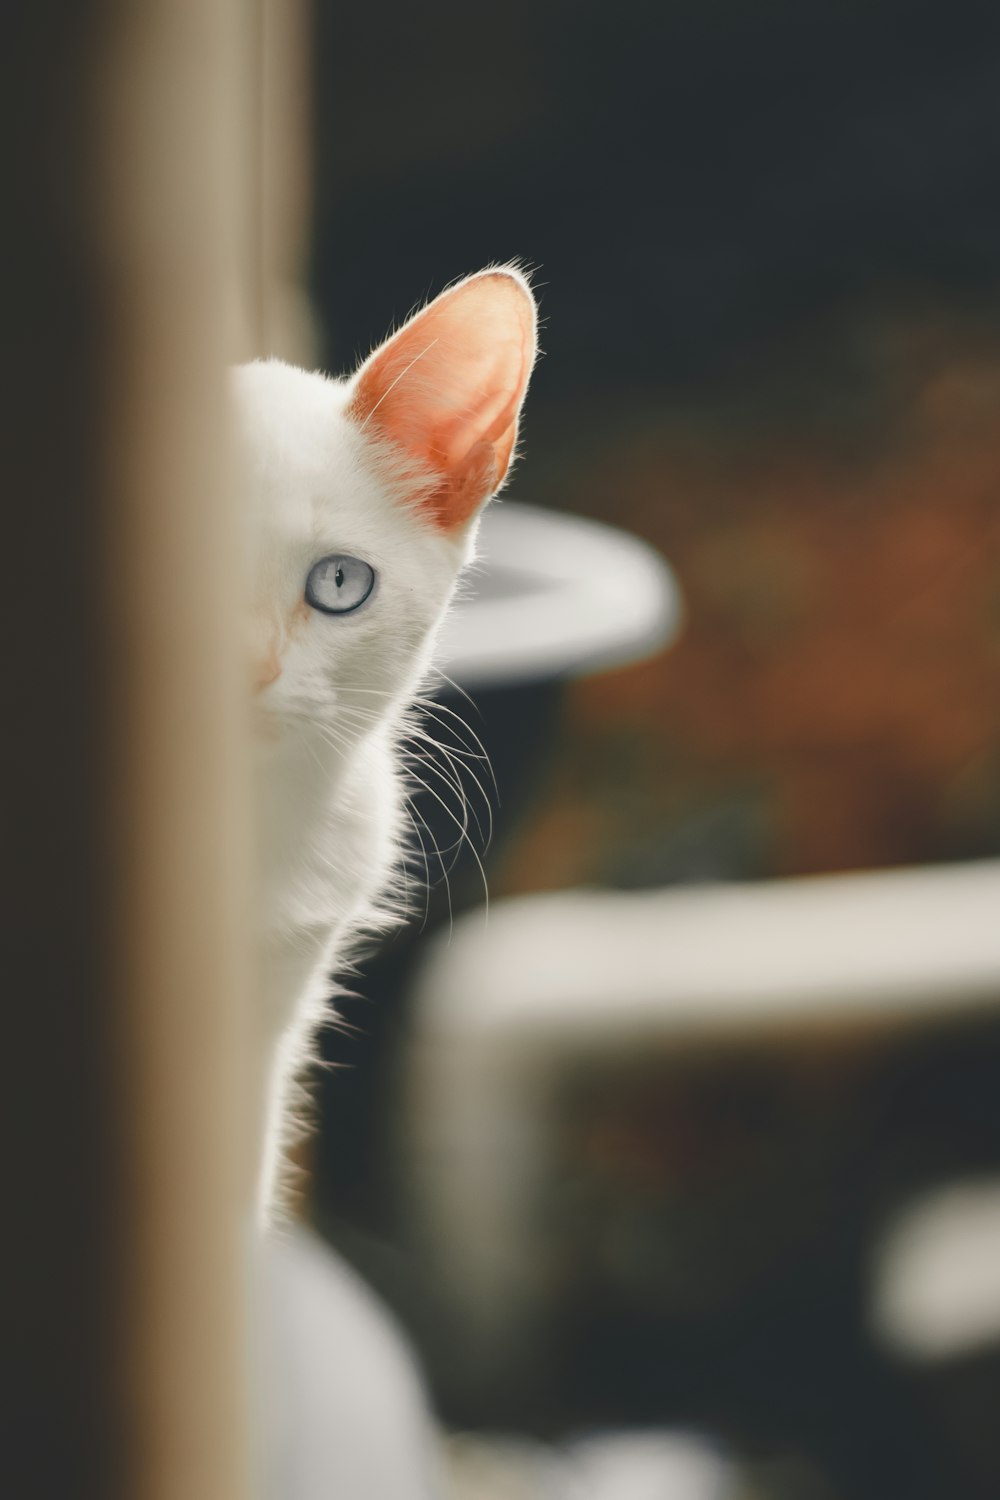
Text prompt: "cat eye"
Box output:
[[305, 554, 376, 615]]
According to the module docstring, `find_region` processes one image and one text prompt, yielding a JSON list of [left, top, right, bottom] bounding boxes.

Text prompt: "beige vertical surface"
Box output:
[[3, 3, 255, 1498], [254, 0, 317, 363]]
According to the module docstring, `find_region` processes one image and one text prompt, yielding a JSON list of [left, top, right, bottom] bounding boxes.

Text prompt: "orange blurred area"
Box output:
[[500, 327, 1000, 889]]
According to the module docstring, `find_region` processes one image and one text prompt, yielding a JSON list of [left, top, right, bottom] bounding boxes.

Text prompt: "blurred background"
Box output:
[[302, 4, 1000, 1498], [12, 3, 1000, 1496]]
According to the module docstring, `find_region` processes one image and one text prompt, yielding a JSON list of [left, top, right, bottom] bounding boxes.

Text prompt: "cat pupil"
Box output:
[[335, 566, 344, 588]]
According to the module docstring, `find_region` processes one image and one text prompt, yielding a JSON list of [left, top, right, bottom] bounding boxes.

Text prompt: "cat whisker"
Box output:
[[401, 797, 436, 932], [330, 696, 494, 852], [413, 696, 499, 800], [409, 793, 456, 939], [427, 665, 482, 717], [333, 696, 496, 875], [403, 762, 489, 919], [402, 734, 492, 853]]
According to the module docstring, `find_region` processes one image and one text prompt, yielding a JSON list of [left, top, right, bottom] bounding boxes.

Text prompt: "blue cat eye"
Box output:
[[305, 554, 376, 615]]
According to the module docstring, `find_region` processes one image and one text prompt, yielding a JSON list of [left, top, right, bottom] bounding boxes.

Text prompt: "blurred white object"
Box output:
[[411, 862, 1000, 1042], [871, 1177, 1000, 1362], [570, 1432, 735, 1500], [435, 502, 682, 688], [255, 1227, 445, 1500], [403, 862, 1000, 1359], [253, 1231, 737, 1499], [444, 1431, 735, 1500]]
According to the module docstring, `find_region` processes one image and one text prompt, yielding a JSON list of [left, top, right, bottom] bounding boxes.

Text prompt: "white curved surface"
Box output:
[[402, 863, 1000, 1353], [410, 861, 1000, 1041], [872, 1178, 1000, 1363], [435, 502, 682, 689], [254, 1228, 444, 1500]]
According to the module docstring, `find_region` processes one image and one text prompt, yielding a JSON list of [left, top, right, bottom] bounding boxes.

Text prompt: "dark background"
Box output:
[[312, 0, 1000, 887], [305, 6, 1000, 1497]]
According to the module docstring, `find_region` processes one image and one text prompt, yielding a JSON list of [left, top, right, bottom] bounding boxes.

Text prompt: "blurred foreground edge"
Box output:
[[2, 4, 259, 1498]]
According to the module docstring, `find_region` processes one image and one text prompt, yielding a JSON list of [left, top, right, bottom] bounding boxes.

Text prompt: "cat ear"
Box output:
[[347, 268, 537, 532]]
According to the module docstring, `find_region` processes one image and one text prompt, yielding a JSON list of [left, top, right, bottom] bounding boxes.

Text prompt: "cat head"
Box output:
[[233, 267, 537, 750]]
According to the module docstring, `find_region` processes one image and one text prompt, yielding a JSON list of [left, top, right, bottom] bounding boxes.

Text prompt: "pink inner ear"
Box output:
[[347, 271, 537, 531]]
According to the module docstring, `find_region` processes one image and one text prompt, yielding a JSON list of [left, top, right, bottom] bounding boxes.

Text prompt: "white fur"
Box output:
[[232, 265, 536, 1217], [233, 357, 479, 1216]]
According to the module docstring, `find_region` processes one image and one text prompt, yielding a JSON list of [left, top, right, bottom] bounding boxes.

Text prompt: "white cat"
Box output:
[[233, 268, 537, 1217]]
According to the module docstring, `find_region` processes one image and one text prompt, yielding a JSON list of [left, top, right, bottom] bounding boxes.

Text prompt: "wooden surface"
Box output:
[[2, 3, 256, 1496]]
